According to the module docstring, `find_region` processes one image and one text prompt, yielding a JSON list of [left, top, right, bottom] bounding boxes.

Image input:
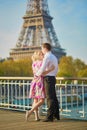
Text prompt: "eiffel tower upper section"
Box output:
[[10, 0, 66, 60]]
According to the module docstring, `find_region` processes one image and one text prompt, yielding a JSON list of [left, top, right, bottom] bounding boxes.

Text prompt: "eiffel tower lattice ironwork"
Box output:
[[10, 0, 66, 60]]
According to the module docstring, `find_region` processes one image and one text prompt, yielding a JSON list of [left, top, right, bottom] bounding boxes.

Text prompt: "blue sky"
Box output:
[[0, 0, 87, 63]]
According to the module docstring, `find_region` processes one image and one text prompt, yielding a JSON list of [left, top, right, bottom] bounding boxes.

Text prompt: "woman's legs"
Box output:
[[32, 98, 39, 120], [26, 98, 44, 120], [30, 98, 44, 113]]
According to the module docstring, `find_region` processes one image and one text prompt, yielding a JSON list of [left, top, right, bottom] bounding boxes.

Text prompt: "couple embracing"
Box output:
[[26, 43, 60, 122]]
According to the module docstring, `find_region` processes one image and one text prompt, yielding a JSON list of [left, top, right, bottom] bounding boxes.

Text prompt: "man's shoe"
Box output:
[[43, 119, 53, 122], [35, 119, 40, 121], [56, 117, 60, 120], [54, 116, 60, 120]]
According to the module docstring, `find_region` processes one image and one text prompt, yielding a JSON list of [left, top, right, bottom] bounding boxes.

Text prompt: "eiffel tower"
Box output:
[[10, 0, 66, 60]]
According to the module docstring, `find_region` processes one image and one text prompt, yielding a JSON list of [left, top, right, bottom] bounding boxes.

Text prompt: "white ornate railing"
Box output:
[[0, 77, 87, 120]]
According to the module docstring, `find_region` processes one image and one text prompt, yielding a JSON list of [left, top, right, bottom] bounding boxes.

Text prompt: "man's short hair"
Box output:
[[42, 43, 51, 51]]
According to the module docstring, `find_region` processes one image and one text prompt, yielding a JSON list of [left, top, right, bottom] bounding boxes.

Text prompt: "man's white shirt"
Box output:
[[36, 51, 58, 76]]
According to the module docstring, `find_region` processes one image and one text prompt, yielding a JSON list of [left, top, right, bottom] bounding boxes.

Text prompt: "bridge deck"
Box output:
[[0, 110, 87, 130]]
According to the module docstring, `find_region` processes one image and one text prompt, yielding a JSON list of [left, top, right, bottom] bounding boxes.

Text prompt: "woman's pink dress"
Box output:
[[29, 60, 45, 99]]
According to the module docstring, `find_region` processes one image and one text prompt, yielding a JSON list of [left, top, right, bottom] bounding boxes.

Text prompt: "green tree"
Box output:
[[0, 59, 33, 77], [78, 67, 87, 77], [73, 59, 86, 74], [0, 63, 4, 76], [58, 56, 76, 77], [0, 56, 87, 77]]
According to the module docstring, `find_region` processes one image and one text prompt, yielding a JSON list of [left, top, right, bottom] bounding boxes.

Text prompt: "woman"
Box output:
[[25, 50, 54, 121]]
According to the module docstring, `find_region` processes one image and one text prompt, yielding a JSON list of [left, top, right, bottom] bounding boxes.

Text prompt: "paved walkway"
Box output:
[[0, 110, 87, 130]]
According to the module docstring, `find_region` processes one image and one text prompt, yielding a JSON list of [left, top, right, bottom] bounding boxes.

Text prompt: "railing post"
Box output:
[[65, 81, 68, 110], [23, 80, 25, 111], [60, 80, 62, 114], [7, 80, 10, 109], [0, 80, 2, 106], [38, 105, 43, 116], [82, 81, 85, 117], [11, 80, 13, 107]]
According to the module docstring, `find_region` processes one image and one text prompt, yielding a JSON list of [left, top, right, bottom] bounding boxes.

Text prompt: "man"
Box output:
[[36, 43, 60, 122]]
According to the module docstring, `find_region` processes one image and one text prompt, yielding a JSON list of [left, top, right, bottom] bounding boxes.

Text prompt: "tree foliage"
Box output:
[[73, 59, 86, 73], [0, 59, 33, 77], [58, 56, 76, 77], [57, 56, 87, 77], [78, 67, 87, 77], [0, 56, 87, 77]]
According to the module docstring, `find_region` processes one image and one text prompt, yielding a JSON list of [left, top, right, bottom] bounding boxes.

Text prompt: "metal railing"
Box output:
[[0, 77, 87, 120]]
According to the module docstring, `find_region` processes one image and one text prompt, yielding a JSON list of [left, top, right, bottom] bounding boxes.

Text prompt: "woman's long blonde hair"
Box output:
[[32, 50, 43, 62]]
